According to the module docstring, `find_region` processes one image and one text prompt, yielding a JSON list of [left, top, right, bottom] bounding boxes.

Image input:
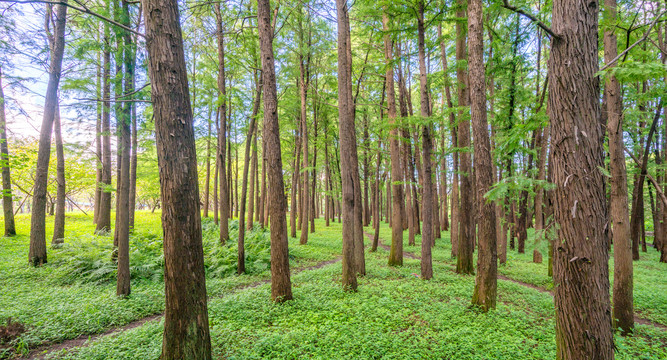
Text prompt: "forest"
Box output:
[[0, 0, 666, 358]]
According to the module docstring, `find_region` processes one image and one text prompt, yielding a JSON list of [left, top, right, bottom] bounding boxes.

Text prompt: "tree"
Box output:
[[0, 66, 16, 236], [214, 3, 230, 245], [416, 0, 433, 280], [336, 0, 358, 291], [603, 0, 633, 335], [142, 0, 212, 355], [257, 0, 293, 302], [52, 102, 65, 245], [383, 10, 404, 267], [548, 0, 614, 357], [29, 1, 67, 266], [455, 0, 473, 275], [468, 0, 496, 311], [96, 15, 112, 234]]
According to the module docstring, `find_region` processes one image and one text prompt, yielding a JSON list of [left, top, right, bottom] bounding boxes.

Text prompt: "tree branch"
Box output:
[[0, 0, 145, 37], [500, 0, 560, 39]]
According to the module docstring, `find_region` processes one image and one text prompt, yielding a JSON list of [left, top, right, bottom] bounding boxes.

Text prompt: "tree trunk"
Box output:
[[52, 102, 65, 245], [238, 70, 261, 275], [455, 0, 473, 275], [549, 0, 614, 357], [417, 1, 433, 279], [142, 0, 212, 354], [258, 0, 293, 301], [603, 0, 633, 335], [383, 11, 404, 267], [247, 125, 258, 230], [0, 67, 16, 236], [29, 1, 67, 266], [290, 132, 301, 238], [214, 4, 229, 244], [96, 15, 112, 234], [336, 0, 359, 290], [203, 107, 212, 218], [127, 18, 137, 231], [468, 0, 496, 310], [298, 19, 310, 245]]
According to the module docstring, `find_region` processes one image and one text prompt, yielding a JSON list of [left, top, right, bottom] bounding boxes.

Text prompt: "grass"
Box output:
[[1, 213, 666, 359]]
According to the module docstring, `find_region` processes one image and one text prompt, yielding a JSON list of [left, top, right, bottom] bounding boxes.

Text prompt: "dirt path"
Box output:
[[21, 255, 343, 360]]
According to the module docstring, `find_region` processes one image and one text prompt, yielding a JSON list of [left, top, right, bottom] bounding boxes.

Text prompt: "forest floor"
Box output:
[[1, 211, 666, 359]]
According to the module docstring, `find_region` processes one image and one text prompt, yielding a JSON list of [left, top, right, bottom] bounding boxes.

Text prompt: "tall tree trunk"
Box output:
[[238, 71, 261, 275], [52, 103, 65, 245], [247, 126, 257, 230], [549, 0, 614, 357], [215, 4, 229, 244], [127, 19, 137, 231], [417, 1, 433, 279], [336, 0, 359, 290], [142, 0, 212, 355], [96, 20, 112, 233], [213, 153, 219, 224], [468, 0, 496, 311], [258, 0, 293, 301], [203, 107, 212, 218], [0, 67, 16, 236], [94, 51, 102, 225], [29, 1, 67, 266], [455, 0, 473, 275], [290, 132, 301, 238], [299, 18, 310, 245], [383, 11, 404, 267], [603, 0, 633, 335]]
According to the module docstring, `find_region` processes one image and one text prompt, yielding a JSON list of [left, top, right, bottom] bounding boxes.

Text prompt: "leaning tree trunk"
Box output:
[[383, 11, 404, 267], [604, 0, 633, 335], [29, 1, 67, 266], [336, 0, 358, 291], [142, 0, 212, 355], [0, 66, 16, 236], [52, 103, 66, 245], [257, 0, 293, 302], [549, 0, 614, 358], [454, 0, 473, 275], [417, 1, 433, 280], [468, 0, 497, 311]]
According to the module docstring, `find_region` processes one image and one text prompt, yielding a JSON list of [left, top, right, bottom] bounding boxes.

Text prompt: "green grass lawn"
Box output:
[[1, 213, 666, 359]]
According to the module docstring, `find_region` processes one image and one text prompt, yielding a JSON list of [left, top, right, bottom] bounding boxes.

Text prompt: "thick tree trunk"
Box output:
[[549, 0, 614, 358], [0, 67, 16, 236], [29, 2, 67, 266], [52, 103, 65, 245], [258, 0, 293, 301], [468, 0, 496, 310], [142, 0, 212, 354], [215, 4, 229, 244], [455, 0, 473, 275], [383, 11, 404, 267], [417, 1, 433, 279], [336, 0, 359, 290]]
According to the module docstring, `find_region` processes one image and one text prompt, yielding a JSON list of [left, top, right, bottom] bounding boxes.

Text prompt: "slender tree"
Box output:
[[214, 3, 229, 244], [257, 0, 293, 301], [0, 66, 16, 236], [29, 1, 67, 266], [52, 102, 65, 245]]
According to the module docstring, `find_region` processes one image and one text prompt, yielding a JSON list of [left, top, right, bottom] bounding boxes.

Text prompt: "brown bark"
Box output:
[[469, 0, 496, 310], [96, 16, 112, 233], [383, 11, 404, 267], [549, 0, 614, 357], [290, 132, 301, 238], [238, 71, 261, 275], [298, 13, 311, 245], [0, 67, 16, 236], [336, 0, 358, 290], [142, 0, 212, 354], [455, 0, 473, 275], [417, 1, 433, 280], [29, 1, 67, 266], [258, 0, 293, 301], [214, 4, 229, 244], [603, 0, 633, 335], [203, 108, 213, 218], [247, 125, 258, 230], [52, 102, 65, 245]]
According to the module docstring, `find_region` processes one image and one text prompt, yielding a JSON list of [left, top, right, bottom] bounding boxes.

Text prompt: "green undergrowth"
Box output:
[[45, 233, 667, 360], [0, 212, 342, 358]]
